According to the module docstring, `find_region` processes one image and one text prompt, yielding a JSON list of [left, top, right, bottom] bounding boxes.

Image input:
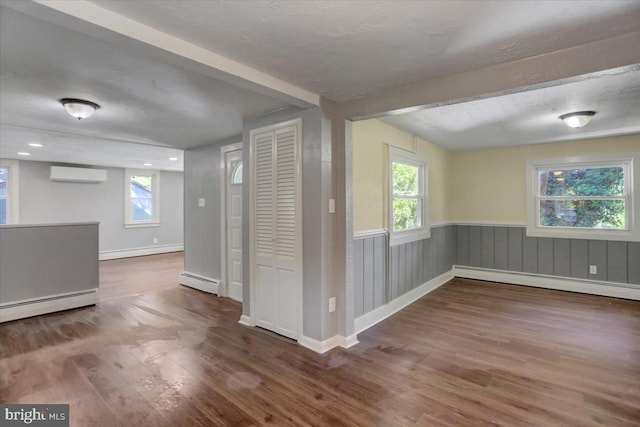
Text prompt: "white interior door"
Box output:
[[226, 150, 243, 302], [251, 120, 301, 340]]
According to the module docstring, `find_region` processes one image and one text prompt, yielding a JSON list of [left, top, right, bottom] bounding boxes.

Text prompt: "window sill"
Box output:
[[390, 228, 431, 246], [124, 222, 160, 229], [525, 225, 639, 242]]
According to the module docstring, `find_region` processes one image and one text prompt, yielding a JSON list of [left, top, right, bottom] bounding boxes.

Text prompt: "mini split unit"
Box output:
[[49, 166, 107, 183]]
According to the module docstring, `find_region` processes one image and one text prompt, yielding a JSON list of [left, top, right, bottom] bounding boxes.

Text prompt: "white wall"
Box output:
[[17, 160, 183, 254]]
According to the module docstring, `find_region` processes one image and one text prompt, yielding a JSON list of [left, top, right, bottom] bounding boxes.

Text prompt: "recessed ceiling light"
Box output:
[[28, 143, 43, 147], [169, 157, 178, 161], [17, 152, 31, 156], [144, 163, 152, 166]]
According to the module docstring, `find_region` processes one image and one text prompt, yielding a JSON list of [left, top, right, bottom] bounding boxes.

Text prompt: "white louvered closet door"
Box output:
[[252, 121, 300, 340]]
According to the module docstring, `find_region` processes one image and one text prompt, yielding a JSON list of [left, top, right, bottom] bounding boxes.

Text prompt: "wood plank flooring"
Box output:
[[1, 258, 639, 426]]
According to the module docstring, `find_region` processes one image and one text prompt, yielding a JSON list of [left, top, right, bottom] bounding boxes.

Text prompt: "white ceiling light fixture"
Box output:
[[143, 163, 152, 166], [28, 143, 43, 147], [169, 157, 178, 161], [60, 98, 100, 120], [17, 152, 31, 156], [559, 111, 596, 129]]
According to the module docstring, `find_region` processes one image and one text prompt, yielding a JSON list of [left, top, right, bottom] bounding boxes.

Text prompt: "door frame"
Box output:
[[248, 117, 303, 339], [220, 141, 243, 298]]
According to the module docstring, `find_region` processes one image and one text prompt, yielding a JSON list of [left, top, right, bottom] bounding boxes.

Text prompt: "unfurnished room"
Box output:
[[0, 1, 639, 426]]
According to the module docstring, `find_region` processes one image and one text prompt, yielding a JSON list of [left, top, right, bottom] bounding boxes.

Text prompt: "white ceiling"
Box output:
[[381, 69, 640, 150], [91, 0, 640, 101], [0, 1, 639, 168]]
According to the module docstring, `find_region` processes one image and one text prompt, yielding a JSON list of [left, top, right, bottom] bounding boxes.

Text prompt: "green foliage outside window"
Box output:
[[539, 167, 625, 229], [393, 162, 420, 231]]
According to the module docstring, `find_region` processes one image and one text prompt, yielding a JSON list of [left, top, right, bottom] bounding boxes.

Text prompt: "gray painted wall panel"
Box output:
[[538, 238, 554, 275], [607, 241, 628, 284], [417, 238, 424, 285], [469, 226, 482, 267], [553, 239, 571, 277], [353, 238, 364, 317], [494, 227, 509, 271], [588, 240, 607, 282], [628, 242, 640, 285], [523, 235, 538, 273], [398, 244, 406, 297], [457, 225, 469, 266], [363, 238, 374, 314], [481, 226, 495, 269], [455, 225, 635, 285], [390, 245, 399, 300], [508, 227, 524, 272], [0, 224, 99, 303], [423, 236, 432, 283], [373, 235, 386, 309], [570, 239, 589, 279]]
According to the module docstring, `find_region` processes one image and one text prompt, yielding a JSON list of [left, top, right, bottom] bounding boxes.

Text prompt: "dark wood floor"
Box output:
[[1, 256, 639, 426]]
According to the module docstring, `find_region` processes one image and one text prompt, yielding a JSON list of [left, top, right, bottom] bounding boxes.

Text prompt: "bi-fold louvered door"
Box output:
[[251, 120, 300, 340]]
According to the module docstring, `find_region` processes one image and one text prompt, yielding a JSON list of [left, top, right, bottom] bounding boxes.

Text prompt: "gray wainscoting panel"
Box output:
[[353, 238, 365, 317], [481, 226, 495, 269], [457, 225, 469, 266], [455, 225, 637, 285], [629, 242, 640, 285], [508, 227, 524, 272], [607, 241, 627, 284], [469, 226, 482, 267], [588, 240, 607, 282], [353, 226, 458, 318], [570, 239, 589, 279], [494, 227, 509, 271]]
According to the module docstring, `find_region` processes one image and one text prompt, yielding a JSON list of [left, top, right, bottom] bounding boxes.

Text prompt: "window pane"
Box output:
[[0, 167, 7, 197], [393, 198, 420, 231], [392, 162, 418, 195], [131, 199, 153, 221], [232, 162, 243, 184], [539, 200, 625, 229], [0, 198, 6, 225], [130, 175, 152, 197], [538, 167, 624, 197]]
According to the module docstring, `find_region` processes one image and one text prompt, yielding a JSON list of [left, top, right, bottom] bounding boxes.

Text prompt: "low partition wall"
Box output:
[[0, 222, 99, 322]]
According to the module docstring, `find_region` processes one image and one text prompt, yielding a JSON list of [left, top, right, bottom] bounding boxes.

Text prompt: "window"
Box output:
[[125, 169, 159, 227], [231, 161, 243, 184], [0, 159, 19, 225], [526, 154, 639, 241], [389, 146, 429, 245]]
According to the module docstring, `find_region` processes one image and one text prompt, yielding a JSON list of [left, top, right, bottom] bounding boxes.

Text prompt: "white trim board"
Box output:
[[353, 229, 388, 239], [354, 270, 454, 334], [298, 334, 359, 354], [0, 289, 98, 323], [179, 271, 220, 295], [99, 244, 183, 260], [453, 266, 640, 301]]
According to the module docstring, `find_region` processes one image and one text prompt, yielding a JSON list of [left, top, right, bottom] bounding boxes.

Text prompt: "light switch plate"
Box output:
[[329, 199, 335, 213], [589, 265, 597, 275], [198, 198, 205, 207]]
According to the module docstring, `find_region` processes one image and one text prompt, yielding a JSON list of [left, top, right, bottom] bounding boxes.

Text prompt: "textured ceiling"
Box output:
[[91, 0, 640, 101]]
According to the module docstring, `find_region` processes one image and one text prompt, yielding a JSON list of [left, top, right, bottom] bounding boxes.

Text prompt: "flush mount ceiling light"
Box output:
[[60, 98, 100, 120], [559, 111, 596, 129]]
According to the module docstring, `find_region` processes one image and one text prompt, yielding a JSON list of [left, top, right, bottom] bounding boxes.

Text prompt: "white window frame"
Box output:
[[0, 159, 19, 225], [388, 146, 430, 246], [526, 153, 639, 242], [124, 169, 160, 228]]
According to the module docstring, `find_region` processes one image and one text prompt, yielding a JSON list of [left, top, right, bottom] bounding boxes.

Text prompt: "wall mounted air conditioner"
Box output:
[[50, 166, 107, 183]]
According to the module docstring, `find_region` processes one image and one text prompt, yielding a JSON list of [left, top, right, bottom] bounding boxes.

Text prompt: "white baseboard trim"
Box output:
[[0, 289, 98, 323], [99, 244, 184, 260], [354, 270, 454, 334], [179, 271, 220, 295], [238, 314, 253, 327], [298, 333, 360, 354], [453, 266, 640, 301]]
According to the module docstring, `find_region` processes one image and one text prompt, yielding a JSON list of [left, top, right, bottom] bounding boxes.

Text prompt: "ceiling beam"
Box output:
[[29, 0, 320, 108]]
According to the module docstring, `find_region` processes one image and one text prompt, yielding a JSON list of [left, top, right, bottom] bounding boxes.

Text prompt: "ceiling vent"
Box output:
[[50, 166, 107, 183]]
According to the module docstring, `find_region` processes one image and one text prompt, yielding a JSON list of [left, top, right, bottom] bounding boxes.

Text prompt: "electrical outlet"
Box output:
[[329, 297, 336, 313], [329, 199, 335, 213], [198, 198, 205, 207], [589, 265, 597, 275], [153, 237, 158, 244]]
